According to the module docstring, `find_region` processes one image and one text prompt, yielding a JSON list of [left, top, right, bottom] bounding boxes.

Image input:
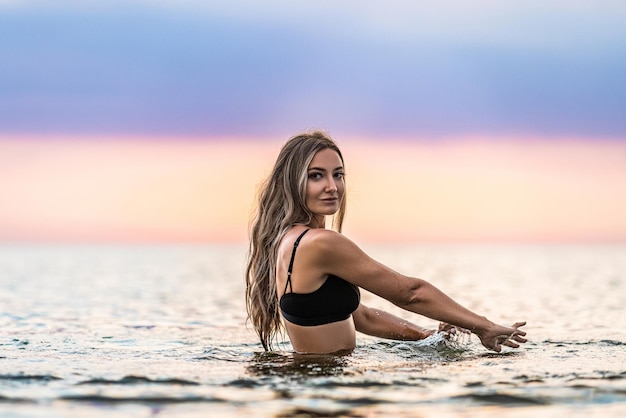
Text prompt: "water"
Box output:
[[0, 243, 625, 417]]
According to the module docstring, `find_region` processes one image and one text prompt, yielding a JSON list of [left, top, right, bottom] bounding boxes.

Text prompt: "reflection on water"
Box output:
[[247, 352, 350, 379], [0, 244, 625, 417], [246, 334, 470, 384]]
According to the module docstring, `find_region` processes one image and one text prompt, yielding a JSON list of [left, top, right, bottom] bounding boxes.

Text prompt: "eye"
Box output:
[[334, 172, 345, 179], [308, 171, 323, 179]]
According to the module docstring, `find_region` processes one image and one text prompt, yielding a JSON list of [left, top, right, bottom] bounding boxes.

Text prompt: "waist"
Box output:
[[284, 317, 357, 354]]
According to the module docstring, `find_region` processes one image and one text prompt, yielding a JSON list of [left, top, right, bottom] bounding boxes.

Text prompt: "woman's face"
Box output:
[[305, 148, 345, 224]]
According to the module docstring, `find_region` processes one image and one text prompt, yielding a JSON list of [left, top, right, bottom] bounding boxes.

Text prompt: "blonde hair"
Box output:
[[245, 131, 346, 350]]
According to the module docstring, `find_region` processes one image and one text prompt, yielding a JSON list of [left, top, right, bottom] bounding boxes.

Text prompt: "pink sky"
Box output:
[[1, 136, 625, 243]]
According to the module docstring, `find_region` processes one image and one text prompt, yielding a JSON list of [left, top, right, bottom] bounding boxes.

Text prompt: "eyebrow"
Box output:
[[307, 166, 344, 172]]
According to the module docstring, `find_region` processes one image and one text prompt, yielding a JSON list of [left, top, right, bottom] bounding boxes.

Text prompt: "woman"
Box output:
[[245, 131, 527, 354]]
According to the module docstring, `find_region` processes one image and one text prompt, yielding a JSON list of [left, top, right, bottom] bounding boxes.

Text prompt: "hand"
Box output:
[[475, 321, 527, 352], [438, 322, 471, 337]]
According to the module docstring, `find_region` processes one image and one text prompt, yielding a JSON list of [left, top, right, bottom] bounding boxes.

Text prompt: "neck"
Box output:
[[309, 216, 326, 229]]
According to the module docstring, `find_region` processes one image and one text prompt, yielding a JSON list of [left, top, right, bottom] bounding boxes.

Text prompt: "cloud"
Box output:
[[1, 1, 625, 138]]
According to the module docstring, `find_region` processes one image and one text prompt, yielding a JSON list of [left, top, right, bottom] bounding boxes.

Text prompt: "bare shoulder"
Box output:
[[303, 227, 342, 243], [303, 228, 361, 256], [278, 226, 312, 252], [286, 228, 369, 274], [305, 230, 387, 278], [293, 229, 413, 302]]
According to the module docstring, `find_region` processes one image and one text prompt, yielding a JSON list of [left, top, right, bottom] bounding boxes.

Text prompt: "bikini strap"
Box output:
[[283, 228, 311, 294]]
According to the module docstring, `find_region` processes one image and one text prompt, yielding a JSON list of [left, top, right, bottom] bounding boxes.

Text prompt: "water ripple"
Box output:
[[58, 394, 225, 404], [450, 392, 549, 405], [77, 375, 199, 386], [0, 374, 61, 382]]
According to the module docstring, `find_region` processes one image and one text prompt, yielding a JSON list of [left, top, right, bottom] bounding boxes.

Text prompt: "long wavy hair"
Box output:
[[245, 131, 346, 350]]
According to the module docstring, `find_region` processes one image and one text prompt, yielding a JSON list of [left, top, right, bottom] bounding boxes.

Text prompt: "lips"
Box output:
[[321, 197, 338, 203]]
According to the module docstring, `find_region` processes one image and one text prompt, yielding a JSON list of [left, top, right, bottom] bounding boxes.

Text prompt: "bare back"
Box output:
[[276, 226, 357, 353]]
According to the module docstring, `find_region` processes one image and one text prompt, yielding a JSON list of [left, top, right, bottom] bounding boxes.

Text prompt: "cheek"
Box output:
[[337, 180, 346, 194], [305, 182, 317, 201]]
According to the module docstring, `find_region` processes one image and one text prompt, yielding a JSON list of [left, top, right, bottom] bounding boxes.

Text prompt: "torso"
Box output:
[[276, 227, 360, 354]]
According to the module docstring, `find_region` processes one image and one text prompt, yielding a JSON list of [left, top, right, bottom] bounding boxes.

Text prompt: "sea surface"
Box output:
[[0, 243, 625, 417]]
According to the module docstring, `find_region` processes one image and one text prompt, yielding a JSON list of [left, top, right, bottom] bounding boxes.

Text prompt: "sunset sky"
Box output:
[[1, 1, 625, 243]]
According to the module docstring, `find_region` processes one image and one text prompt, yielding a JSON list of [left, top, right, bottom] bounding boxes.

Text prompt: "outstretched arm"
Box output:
[[352, 304, 435, 340], [310, 230, 528, 352], [390, 279, 527, 352]]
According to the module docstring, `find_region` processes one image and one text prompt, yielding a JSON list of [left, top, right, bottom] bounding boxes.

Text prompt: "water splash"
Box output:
[[366, 331, 473, 362]]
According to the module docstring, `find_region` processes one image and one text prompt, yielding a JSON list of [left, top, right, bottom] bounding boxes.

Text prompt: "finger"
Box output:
[[439, 322, 454, 332], [511, 334, 527, 343], [512, 321, 526, 329], [501, 339, 520, 348], [511, 329, 527, 338]]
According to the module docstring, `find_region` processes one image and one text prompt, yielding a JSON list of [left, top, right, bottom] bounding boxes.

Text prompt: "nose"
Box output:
[[325, 176, 338, 193]]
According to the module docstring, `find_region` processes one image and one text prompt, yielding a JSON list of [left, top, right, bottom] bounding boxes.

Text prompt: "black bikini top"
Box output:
[[279, 229, 360, 327]]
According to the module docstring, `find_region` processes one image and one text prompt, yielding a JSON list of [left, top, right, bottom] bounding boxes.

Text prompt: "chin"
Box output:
[[308, 203, 341, 218], [310, 209, 337, 218]]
